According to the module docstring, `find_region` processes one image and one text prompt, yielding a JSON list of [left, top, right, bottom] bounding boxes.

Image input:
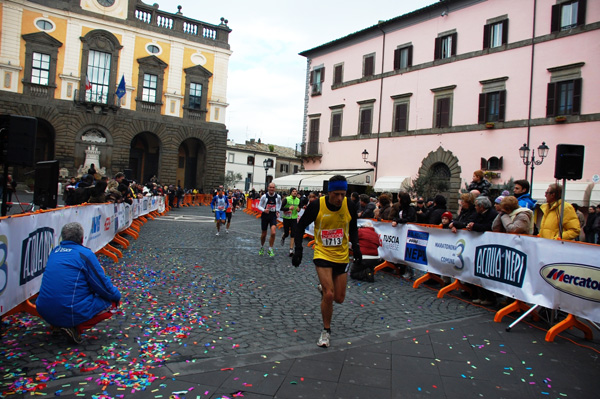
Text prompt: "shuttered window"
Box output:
[[394, 103, 408, 132], [359, 108, 372, 135], [546, 79, 582, 116], [551, 0, 586, 32], [363, 54, 375, 77], [331, 112, 342, 137], [434, 33, 457, 60], [478, 90, 506, 123], [393, 45, 413, 70], [483, 20, 508, 49], [333, 64, 343, 85], [435, 97, 451, 128], [310, 67, 325, 95]]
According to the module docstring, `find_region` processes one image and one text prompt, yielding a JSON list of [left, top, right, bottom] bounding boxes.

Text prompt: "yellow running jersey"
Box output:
[[314, 196, 352, 264]]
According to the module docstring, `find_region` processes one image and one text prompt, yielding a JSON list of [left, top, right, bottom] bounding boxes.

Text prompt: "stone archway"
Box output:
[[129, 132, 161, 184], [177, 138, 207, 189], [418, 146, 462, 213]]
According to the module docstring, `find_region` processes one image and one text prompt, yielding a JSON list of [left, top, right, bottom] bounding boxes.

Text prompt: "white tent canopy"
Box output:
[[532, 181, 600, 206], [272, 169, 372, 191], [373, 176, 411, 192]]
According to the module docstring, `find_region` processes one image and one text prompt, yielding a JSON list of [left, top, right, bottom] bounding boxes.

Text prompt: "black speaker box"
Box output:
[[554, 144, 584, 180], [34, 160, 59, 209], [0, 115, 37, 167], [124, 168, 134, 181]]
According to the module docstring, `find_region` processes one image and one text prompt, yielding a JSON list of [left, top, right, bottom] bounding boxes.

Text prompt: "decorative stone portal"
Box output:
[[418, 146, 462, 213]]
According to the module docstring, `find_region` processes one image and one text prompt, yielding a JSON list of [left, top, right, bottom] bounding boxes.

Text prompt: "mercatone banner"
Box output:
[[0, 196, 164, 315]]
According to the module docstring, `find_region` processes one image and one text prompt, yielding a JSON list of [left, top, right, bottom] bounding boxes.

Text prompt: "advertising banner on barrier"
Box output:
[[0, 196, 164, 316], [356, 220, 600, 323]]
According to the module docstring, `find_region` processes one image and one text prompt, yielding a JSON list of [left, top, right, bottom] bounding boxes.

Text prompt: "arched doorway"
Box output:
[[129, 132, 161, 184], [417, 147, 462, 213], [177, 138, 207, 189]]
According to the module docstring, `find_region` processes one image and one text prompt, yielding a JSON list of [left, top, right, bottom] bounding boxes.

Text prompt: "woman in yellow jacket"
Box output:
[[539, 184, 580, 240]]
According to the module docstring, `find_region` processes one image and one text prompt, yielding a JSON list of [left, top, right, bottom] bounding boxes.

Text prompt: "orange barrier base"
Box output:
[[545, 314, 593, 342], [413, 272, 445, 289], [105, 244, 122, 258], [437, 279, 471, 299], [121, 228, 138, 240], [494, 300, 539, 323], [112, 234, 129, 249], [2, 298, 39, 318], [307, 240, 315, 248], [373, 261, 398, 274], [97, 248, 118, 262]]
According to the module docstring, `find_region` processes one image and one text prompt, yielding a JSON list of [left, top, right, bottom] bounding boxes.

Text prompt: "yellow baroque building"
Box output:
[[0, 0, 232, 190]]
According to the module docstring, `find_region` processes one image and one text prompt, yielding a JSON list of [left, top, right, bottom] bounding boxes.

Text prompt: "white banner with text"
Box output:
[[0, 196, 164, 315], [355, 220, 600, 323]]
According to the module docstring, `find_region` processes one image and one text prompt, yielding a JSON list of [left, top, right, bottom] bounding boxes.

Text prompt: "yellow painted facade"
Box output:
[[1, 0, 232, 189]]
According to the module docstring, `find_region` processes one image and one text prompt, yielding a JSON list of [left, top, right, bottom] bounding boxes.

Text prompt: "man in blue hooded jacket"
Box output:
[[36, 222, 121, 343], [513, 179, 537, 210]]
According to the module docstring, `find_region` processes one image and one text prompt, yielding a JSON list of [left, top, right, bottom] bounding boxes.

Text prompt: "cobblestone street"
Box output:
[[2, 205, 598, 398]]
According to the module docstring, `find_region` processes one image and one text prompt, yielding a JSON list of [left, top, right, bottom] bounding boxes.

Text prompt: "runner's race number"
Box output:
[[321, 228, 343, 246]]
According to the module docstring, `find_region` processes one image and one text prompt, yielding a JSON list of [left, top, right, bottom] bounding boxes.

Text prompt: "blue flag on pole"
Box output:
[[116, 75, 126, 99]]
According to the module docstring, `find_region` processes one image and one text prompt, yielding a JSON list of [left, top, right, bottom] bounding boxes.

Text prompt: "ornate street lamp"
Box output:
[[361, 149, 377, 167], [519, 142, 549, 193], [263, 158, 273, 190]]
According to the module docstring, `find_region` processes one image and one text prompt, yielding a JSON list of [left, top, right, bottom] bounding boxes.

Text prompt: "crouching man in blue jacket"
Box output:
[[36, 222, 121, 343]]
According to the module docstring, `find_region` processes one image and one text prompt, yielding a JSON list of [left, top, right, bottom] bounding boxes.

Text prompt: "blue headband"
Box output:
[[328, 180, 348, 192]]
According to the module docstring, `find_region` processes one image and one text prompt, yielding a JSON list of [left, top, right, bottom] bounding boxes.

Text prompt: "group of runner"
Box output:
[[210, 177, 359, 348]]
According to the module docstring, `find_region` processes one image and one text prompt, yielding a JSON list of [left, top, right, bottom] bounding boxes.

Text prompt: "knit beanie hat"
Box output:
[[441, 211, 453, 220]]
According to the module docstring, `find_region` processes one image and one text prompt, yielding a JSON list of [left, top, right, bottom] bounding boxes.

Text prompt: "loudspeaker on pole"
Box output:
[[554, 144, 584, 180], [0, 115, 38, 167], [34, 160, 59, 209]]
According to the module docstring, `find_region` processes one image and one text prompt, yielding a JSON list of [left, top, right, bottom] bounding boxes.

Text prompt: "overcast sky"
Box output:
[[173, 0, 438, 149]]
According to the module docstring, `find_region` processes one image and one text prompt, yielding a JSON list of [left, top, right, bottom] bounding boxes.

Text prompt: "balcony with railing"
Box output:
[[296, 142, 323, 160], [133, 3, 231, 47], [74, 89, 120, 114], [23, 82, 56, 99]]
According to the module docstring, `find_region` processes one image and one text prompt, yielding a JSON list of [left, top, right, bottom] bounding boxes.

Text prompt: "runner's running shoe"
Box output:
[[259, 247, 264, 256], [268, 248, 275, 257], [317, 330, 330, 348]]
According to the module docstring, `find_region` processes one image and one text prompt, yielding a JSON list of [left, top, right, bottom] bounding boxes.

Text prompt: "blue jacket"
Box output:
[[36, 241, 121, 328], [517, 193, 537, 210]]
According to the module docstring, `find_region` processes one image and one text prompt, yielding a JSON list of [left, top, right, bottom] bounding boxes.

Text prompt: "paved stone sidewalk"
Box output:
[[1, 205, 598, 398]]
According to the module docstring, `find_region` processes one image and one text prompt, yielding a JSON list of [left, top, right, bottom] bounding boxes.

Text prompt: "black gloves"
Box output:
[[353, 247, 362, 263], [292, 250, 302, 267]]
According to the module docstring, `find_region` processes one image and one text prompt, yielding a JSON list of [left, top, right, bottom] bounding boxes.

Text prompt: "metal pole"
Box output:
[[559, 178, 566, 239], [1, 163, 8, 217], [264, 167, 268, 191], [529, 160, 534, 197]]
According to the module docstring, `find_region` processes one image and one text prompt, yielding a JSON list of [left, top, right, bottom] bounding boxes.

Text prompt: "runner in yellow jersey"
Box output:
[[292, 175, 361, 348]]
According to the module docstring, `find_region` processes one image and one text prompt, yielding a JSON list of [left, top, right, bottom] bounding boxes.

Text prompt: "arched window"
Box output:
[[79, 30, 122, 106]]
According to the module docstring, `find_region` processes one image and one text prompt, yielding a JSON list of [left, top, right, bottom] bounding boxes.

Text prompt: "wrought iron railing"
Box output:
[[296, 142, 323, 157]]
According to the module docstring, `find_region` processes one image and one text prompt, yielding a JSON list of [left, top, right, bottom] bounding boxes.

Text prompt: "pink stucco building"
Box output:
[[289, 0, 599, 210]]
